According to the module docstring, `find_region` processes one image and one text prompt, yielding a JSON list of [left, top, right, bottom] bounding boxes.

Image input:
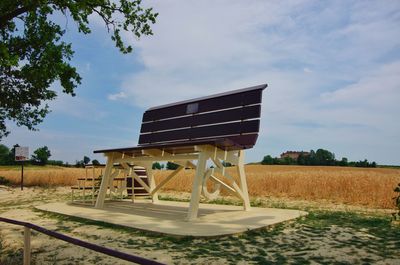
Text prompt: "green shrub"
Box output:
[[0, 176, 10, 185], [392, 183, 400, 221]]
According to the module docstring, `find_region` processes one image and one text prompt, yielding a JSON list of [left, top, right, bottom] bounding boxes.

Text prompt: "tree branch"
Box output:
[[0, 4, 37, 29]]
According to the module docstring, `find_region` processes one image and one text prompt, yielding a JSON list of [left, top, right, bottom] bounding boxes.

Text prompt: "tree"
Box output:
[[297, 153, 307, 165], [83, 156, 90, 165], [31, 146, 51, 165], [5, 144, 20, 165], [75, 160, 86, 167], [47, 160, 64, 166], [222, 161, 233, 167], [338, 157, 348, 167], [353, 159, 377, 168], [92, 159, 100, 166], [0, 144, 9, 165], [261, 155, 274, 165], [152, 162, 161, 170], [282, 156, 296, 165], [314, 149, 335, 166], [166, 162, 179, 170], [0, 0, 158, 138]]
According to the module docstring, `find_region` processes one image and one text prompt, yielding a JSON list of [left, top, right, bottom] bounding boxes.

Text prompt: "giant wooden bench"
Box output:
[[93, 84, 267, 221]]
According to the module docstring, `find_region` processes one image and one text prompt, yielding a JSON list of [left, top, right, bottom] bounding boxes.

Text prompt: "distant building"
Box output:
[[280, 151, 310, 160]]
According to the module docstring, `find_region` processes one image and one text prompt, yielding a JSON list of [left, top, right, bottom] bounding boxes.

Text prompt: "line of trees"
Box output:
[[152, 162, 179, 170], [0, 144, 181, 170], [0, 144, 99, 167], [261, 149, 377, 168], [0, 144, 176, 170], [0, 144, 54, 166]]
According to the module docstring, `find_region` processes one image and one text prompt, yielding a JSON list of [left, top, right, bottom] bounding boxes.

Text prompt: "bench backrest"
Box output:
[[138, 84, 267, 149]]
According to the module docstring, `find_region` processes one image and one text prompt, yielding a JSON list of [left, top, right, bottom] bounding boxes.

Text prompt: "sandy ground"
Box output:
[[0, 186, 399, 265], [0, 186, 169, 265]]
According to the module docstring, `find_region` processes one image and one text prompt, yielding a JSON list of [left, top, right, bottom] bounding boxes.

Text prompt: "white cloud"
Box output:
[[48, 89, 108, 121], [303, 68, 312, 73], [107, 91, 127, 101], [115, 1, 400, 107]]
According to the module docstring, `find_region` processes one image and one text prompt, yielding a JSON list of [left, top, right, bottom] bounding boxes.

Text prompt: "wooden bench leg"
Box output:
[[237, 150, 251, 211], [186, 151, 208, 221], [95, 154, 115, 208], [145, 163, 159, 203], [83, 185, 86, 204]]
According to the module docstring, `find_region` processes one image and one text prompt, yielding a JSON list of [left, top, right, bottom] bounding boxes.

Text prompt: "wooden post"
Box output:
[[95, 154, 115, 208], [23, 226, 31, 265], [186, 151, 208, 221], [237, 150, 251, 211], [20, 161, 24, 191], [82, 168, 86, 203], [145, 162, 159, 203]]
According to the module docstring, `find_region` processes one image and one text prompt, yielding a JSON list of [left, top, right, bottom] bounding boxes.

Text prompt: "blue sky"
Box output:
[[3, 0, 400, 165]]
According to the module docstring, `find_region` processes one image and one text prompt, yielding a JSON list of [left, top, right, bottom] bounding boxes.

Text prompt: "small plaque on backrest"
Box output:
[[186, 103, 199, 114]]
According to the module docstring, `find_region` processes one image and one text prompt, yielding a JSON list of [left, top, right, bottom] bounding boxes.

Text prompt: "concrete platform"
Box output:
[[36, 200, 307, 237]]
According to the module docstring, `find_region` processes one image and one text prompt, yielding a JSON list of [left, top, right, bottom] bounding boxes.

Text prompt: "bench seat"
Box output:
[[94, 134, 258, 156]]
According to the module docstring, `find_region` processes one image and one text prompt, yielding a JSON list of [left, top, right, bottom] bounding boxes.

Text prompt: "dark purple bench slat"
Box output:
[[139, 120, 259, 145], [140, 105, 261, 133], [142, 88, 263, 122]]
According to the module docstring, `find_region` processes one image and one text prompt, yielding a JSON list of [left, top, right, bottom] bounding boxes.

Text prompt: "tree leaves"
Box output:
[[0, 0, 158, 138]]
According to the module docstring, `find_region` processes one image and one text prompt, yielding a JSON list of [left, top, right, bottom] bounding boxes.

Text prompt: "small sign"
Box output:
[[15, 147, 29, 161], [186, 103, 199, 114]]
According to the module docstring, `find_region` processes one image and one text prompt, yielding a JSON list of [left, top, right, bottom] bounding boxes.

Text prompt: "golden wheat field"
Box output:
[[0, 165, 399, 209]]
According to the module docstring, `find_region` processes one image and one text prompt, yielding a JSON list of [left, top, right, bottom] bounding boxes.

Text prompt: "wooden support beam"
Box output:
[[143, 162, 158, 203], [114, 154, 198, 164], [209, 160, 245, 201], [237, 150, 251, 210], [130, 170, 151, 193], [186, 160, 197, 169], [195, 145, 239, 165], [142, 149, 197, 169], [108, 169, 120, 193], [211, 157, 226, 176], [150, 166, 184, 195], [210, 175, 236, 194], [202, 169, 220, 200], [141, 149, 167, 157], [119, 162, 130, 171], [187, 151, 209, 221], [95, 153, 117, 208]]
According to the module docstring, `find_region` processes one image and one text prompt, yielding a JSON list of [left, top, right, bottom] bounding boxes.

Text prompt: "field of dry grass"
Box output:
[[155, 165, 400, 209], [1, 165, 399, 209], [0, 166, 103, 187]]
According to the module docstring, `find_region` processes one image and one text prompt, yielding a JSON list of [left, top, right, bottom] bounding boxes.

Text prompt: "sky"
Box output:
[[2, 0, 400, 165]]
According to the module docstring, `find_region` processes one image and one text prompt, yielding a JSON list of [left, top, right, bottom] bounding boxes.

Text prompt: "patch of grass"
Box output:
[[126, 238, 135, 245], [300, 210, 391, 230], [158, 195, 190, 202], [0, 237, 24, 265], [208, 197, 242, 206], [21, 203, 400, 264], [0, 176, 11, 185]]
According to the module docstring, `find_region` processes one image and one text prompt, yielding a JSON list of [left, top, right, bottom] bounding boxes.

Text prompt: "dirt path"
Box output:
[[0, 186, 399, 264]]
